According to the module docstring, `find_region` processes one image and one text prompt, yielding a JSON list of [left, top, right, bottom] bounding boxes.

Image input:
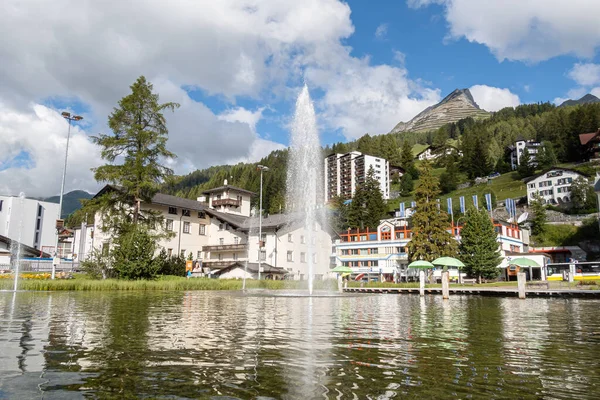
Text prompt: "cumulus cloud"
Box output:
[[218, 107, 266, 133], [568, 63, 600, 87], [469, 85, 520, 112], [375, 23, 388, 39], [0, 102, 102, 197], [409, 0, 600, 62]]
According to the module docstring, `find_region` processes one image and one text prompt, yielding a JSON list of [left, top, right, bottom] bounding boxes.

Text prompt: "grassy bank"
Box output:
[[1, 275, 339, 291]]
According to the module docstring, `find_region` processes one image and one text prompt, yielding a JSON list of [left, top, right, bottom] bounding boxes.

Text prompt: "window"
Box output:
[[288, 234, 293, 242], [260, 250, 266, 261], [166, 219, 174, 231], [225, 224, 230, 231], [182, 209, 190, 217], [528, 184, 535, 189], [37, 205, 43, 217], [218, 253, 223, 261], [181, 249, 186, 257], [199, 225, 206, 235], [219, 238, 224, 245], [168, 207, 177, 215], [301, 235, 305, 244], [198, 211, 206, 219], [233, 253, 238, 261], [360, 249, 368, 255], [234, 237, 239, 244], [36, 219, 41, 230], [34, 232, 39, 244], [287, 251, 293, 262], [261, 233, 267, 242], [167, 248, 172, 257], [197, 251, 202, 259], [301, 252, 306, 263], [183, 221, 190, 234], [219, 223, 224, 231], [0, 200, 3, 212]]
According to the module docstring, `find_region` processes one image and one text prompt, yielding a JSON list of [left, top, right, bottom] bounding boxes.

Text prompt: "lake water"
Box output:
[[1, 291, 599, 399]]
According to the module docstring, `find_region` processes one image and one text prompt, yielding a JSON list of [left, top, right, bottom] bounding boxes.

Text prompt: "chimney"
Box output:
[[224, 179, 228, 186]]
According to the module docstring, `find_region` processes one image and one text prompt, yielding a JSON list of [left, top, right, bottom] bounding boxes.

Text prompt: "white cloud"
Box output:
[[0, 101, 102, 197], [393, 50, 407, 65], [568, 63, 600, 87], [523, 85, 531, 93], [218, 107, 266, 133], [553, 97, 570, 106], [410, 0, 600, 62], [591, 88, 600, 98], [375, 23, 388, 39], [469, 85, 520, 112]]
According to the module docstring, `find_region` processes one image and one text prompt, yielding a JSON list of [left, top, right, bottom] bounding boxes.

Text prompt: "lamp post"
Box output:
[[51, 112, 83, 280], [454, 216, 466, 284], [257, 165, 269, 280]]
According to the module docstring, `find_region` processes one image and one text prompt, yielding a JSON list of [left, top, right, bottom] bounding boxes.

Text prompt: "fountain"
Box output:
[[286, 85, 323, 295], [11, 192, 25, 291]]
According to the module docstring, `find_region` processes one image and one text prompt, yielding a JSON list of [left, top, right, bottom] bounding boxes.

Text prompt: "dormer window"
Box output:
[[182, 209, 190, 217], [198, 211, 206, 219], [168, 207, 177, 215]]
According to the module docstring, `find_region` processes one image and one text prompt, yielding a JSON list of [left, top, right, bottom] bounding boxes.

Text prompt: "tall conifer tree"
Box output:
[[459, 207, 501, 281]]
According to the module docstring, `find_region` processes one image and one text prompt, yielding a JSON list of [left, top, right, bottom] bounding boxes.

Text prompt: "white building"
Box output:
[[524, 168, 588, 205], [415, 145, 460, 161], [509, 139, 541, 170], [324, 151, 390, 203], [0, 195, 60, 252], [77, 182, 335, 281], [334, 214, 530, 282]]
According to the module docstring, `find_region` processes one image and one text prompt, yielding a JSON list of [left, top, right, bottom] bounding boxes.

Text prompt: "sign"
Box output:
[[381, 225, 391, 232], [186, 260, 193, 272]]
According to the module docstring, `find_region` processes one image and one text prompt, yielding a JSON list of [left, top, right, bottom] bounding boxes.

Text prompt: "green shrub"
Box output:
[[155, 249, 186, 277], [81, 248, 115, 279], [112, 225, 161, 280]]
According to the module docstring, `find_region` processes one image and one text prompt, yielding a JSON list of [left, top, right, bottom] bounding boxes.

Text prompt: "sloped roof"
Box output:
[[0, 235, 50, 258], [214, 262, 287, 275], [93, 184, 206, 211], [522, 168, 588, 183], [579, 130, 600, 145], [202, 185, 255, 196]]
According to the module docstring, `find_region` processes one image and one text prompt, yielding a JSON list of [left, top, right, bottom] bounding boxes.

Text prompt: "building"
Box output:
[[333, 214, 529, 282], [0, 195, 60, 253], [524, 168, 588, 205], [78, 182, 335, 281], [0, 235, 51, 268], [508, 138, 541, 170], [579, 129, 600, 161], [324, 151, 390, 203], [414, 145, 460, 161]]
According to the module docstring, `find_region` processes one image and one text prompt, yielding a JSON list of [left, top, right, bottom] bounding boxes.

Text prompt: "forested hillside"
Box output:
[[163, 101, 600, 211]]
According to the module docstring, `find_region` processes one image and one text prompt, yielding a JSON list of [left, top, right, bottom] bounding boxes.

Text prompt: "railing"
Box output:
[[202, 243, 247, 252], [212, 198, 240, 207], [202, 260, 239, 268]]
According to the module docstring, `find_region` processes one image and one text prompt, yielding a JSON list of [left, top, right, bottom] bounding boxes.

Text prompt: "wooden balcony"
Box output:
[[202, 243, 247, 252], [212, 198, 240, 207]]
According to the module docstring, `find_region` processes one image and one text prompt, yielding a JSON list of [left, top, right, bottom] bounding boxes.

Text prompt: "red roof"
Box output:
[[579, 130, 600, 145]]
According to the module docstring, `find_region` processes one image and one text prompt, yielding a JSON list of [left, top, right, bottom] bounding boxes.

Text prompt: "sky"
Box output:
[[2, 0, 600, 197]]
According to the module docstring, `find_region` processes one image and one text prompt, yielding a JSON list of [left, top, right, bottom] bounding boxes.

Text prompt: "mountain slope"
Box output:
[[43, 190, 93, 219], [390, 88, 490, 134], [559, 93, 600, 108]]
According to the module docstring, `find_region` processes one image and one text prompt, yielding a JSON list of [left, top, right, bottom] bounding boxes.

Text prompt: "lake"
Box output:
[[1, 291, 599, 399]]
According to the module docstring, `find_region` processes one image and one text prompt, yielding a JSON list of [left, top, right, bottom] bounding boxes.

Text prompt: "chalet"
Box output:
[[579, 129, 600, 161], [523, 168, 588, 205]]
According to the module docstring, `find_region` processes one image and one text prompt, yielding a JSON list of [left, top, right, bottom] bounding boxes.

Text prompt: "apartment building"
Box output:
[[0, 195, 59, 252], [324, 151, 390, 203], [524, 168, 588, 205], [509, 138, 541, 170], [79, 182, 334, 281], [333, 215, 529, 282]]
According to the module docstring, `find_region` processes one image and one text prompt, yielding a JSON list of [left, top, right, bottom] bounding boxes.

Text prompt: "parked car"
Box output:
[[488, 172, 501, 178]]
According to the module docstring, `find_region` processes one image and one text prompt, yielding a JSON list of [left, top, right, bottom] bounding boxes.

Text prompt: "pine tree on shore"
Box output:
[[459, 207, 501, 281]]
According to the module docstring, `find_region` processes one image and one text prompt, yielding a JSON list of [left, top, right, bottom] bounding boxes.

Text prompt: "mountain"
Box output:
[[390, 88, 490, 134], [43, 190, 93, 219], [559, 93, 600, 108]]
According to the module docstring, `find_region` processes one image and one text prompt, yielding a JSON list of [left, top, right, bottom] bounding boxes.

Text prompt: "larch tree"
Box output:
[[347, 167, 386, 229], [407, 160, 458, 261], [459, 207, 501, 281], [92, 76, 179, 229], [530, 192, 547, 236]]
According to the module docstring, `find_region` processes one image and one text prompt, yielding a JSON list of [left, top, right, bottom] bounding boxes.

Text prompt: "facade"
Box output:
[[524, 168, 588, 205], [579, 129, 600, 161], [509, 139, 541, 170], [415, 145, 460, 161], [77, 183, 335, 281], [324, 151, 390, 202], [0, 195, 60, 252], [334, 215, 529, 282]]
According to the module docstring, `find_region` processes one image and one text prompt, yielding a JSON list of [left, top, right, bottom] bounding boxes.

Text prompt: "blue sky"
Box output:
[[2, 0, 600, 196]]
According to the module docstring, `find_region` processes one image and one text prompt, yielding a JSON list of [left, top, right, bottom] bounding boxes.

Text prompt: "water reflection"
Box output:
[[1, 291, 599, 399]]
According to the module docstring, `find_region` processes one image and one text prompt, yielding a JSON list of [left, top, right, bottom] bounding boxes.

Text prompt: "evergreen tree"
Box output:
[[459, 207, 501, 280], [92, 76, 179, 229], [439, 156, 460, 194], [111, 224, 162, 280], [357, 134, 375, 155], [570, 177, 596, 213], [517, 148, 536, 178], [380, 135, 401, 165], [530, 193, 547, 236], [400, 140, 418, 179], [329, 195, 349, 232], [399, 173, 414, 197], [407, 161, 458, 261], [347, 167, 386, 229], [536, 141, 558, 169]]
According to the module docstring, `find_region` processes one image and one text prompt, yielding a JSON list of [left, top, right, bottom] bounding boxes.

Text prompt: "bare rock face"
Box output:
[[390, 89, 489, 134]]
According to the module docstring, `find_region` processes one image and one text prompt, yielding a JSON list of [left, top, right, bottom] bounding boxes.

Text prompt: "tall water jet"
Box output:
[[286, 85, 323, 295], [11, 192, 25, 291]]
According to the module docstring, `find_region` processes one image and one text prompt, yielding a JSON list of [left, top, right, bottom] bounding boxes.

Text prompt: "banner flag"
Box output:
[[459, 196, 465, 214], [472, 194, 478, 209], [485, 193, 492, 212], [447, 197, 453, 215], [411, 201, 416, 208], [399, 202, 405, 217]]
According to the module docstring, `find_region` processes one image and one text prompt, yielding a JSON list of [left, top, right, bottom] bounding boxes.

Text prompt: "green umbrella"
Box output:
[[408, 260, 434, 269], [331, 265, 353, 273], [432, 257, 465, 268], [509, 257, 540, 267]]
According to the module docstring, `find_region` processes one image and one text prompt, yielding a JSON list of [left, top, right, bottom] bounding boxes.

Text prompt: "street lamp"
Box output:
[[51, 112, 83, 280], [257, 164, 269, 280]]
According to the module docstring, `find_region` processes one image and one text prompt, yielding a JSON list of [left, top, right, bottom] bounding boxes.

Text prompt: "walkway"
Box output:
[[344, 287, 600, 298]]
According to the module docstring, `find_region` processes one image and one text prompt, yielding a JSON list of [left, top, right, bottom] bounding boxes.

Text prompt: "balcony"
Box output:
[[202, 261, 237, 268], [212, 198, 241, 207], [202, 243, 247, 252]]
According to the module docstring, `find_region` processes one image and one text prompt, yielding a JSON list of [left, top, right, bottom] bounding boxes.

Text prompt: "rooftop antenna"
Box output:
[[517, 212, 528, 224]]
